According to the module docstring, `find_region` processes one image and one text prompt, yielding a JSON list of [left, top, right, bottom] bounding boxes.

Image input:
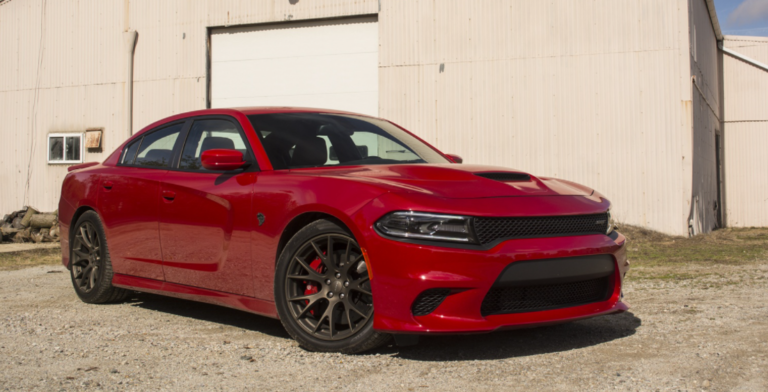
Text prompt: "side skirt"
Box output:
[[112, 274, 279, 319]]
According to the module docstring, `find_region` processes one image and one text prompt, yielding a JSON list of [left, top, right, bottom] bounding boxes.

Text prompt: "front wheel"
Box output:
[[274, 219, 390, 353]]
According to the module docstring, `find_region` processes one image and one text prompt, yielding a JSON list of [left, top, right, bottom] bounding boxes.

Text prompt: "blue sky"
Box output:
[[714, 0, 768, 36]]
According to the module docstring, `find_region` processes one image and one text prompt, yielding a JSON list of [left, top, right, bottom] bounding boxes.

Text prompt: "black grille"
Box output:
[[411, 289, 451, 316], [476, 172, 531, 182], [473, 213, 609, 245], [480, 277, 611, 316]]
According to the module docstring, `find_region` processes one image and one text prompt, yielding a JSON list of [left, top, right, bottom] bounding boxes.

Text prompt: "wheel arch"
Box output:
[[66, 205, 97, 267], [276, 211, 354, 265]]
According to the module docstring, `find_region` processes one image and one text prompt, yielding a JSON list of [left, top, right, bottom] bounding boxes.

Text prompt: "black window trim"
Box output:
[[117, 119, 191, 169], [171, 115, 260, 174]]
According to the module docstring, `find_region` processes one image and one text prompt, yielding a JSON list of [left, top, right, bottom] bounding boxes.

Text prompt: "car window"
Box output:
[[134, 123, 183, 168], [179, 119, 250, 171], [248, 113, 449, 170], [119, 139, 141, 165]]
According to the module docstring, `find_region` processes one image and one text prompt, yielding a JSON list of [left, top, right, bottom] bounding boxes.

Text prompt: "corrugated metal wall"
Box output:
[[722, 36, 768, 227], [378, 0, 694, 235], [0, 0, 126, 215], [3, 0, 730, 236], [0, 0, 378, 215], [688, 0, 722, 234]]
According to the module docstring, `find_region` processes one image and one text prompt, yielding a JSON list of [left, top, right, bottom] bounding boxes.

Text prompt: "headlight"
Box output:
[[606, 208, 614, 235], [375, 211, 476, 243]]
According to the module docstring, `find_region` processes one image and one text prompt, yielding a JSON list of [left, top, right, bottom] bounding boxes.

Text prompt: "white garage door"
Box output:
[[211, 17, 378, 116]]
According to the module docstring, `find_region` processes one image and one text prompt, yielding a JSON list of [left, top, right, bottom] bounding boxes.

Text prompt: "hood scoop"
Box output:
[[475, 172, 531, 182]]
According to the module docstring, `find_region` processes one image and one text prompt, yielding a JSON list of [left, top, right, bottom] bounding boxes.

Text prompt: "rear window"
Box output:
[[248, 113, 448, 170]]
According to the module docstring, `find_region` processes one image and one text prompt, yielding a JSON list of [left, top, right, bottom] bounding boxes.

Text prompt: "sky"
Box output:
[[714, 0, 768, 37]]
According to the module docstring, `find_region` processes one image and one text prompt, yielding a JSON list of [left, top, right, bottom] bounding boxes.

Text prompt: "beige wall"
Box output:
[[1, 0, 726, 236], [722, 36, 768, 227], [0, 0, 378, 215], [379, 0, 694, 235]]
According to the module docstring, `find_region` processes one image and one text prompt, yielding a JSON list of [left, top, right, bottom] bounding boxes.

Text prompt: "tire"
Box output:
[[69, 211, 130, 304], [274, 219, 390, 354]]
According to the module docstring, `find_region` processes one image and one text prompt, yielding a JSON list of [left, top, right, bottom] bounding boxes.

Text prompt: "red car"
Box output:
[[59, 107, 629, 353]]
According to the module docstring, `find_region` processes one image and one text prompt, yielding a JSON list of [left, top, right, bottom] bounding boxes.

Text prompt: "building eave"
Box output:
[[704, 0, 724, 41]]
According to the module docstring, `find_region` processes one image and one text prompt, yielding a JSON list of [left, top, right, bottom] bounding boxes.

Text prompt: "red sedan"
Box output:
[[59, 107, 629, 353]]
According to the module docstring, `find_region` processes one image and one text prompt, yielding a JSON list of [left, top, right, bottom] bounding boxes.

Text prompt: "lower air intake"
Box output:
[[480, 277, 611, 316], [411, 288, 451, 316]]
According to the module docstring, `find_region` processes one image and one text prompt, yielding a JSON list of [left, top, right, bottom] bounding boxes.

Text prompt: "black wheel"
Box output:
[[69, 211, 129, 304], [275, 219, 390, 353]]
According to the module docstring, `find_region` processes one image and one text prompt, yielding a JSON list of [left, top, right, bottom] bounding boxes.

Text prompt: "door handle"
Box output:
[[102, 181, 113, 190], [162, 190, 176, 201]]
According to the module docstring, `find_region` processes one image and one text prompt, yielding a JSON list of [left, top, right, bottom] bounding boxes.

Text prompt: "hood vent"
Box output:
[[475, 172, 531, 182]]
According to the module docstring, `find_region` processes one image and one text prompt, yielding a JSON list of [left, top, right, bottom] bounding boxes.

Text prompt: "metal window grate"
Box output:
[[411, 288, 451, 316], [480, 277, 611, 316], [473, 213, 609, 245]]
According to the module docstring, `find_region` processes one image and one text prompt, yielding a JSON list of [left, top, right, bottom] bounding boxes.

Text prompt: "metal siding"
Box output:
[[722, 36, 768, 227], [0, 0, 126, 214], [688, 0, 722, 234], [0, 0, 722, 237], [380, 0, 693, 235], [0, 0, 378, 214]]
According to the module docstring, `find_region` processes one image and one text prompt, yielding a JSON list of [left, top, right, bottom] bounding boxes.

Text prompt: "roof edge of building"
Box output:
[[704, 0, 724, 41]]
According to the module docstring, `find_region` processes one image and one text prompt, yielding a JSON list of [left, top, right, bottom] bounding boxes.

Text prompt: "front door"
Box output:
[[98, 122, 186, 280], [159, 117, 257, 297]]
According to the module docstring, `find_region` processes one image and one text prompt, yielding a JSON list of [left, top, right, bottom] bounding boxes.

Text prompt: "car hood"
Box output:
[[288, 164, 594, 199]]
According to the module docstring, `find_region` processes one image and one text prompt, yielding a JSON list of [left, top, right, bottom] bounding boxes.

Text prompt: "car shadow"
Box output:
[[122, 292, 640, 360], [125, 292, 290, 339], [371, 312, 642, 361]]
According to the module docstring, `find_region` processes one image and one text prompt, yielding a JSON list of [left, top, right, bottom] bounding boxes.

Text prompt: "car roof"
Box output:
[[132, 107, 384, 139]]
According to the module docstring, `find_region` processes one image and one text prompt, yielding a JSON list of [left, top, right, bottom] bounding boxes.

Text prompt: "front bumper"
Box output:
[[363, 228, 628, 334]]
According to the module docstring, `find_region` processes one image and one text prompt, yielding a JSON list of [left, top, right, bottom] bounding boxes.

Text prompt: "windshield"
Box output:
[[248, 113, 449, 169]]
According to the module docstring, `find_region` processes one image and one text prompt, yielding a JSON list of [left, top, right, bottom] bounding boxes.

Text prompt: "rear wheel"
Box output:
[[69, 211, 129, 304], [274, 219, 390, 353]]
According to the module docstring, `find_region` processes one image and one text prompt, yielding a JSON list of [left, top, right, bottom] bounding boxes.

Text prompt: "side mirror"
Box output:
[[445, 153, 463, 164], [201, 149, 246, 171]]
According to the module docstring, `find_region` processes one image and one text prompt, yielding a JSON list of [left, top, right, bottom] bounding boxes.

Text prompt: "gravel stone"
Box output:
[[0, 263, 766, 391]]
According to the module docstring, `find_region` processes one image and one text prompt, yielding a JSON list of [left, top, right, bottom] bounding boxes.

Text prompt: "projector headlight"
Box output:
[[375, 211, 477, 243]]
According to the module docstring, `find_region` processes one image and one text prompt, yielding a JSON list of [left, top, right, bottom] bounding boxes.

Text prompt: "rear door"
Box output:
[[158, 117, 257, 297], [99, 121, 187, 280]]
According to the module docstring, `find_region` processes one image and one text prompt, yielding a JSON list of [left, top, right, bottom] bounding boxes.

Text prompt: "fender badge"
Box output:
[[257, 213, 266, 226]]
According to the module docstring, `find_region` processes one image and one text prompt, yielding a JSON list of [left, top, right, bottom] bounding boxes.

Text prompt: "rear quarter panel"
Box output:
[[58, 167, 104, 268]]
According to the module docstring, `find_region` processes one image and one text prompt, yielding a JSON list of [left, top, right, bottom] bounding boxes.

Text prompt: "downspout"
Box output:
[[719, 42, 768, 72], [124, 30, 138, 137]]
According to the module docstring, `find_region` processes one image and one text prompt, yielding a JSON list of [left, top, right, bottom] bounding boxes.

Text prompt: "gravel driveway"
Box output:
[[1, 262, 767, 391]]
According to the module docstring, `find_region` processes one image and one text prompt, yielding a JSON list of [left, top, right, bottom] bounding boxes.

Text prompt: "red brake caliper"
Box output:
[[303, 256, 325, 315]]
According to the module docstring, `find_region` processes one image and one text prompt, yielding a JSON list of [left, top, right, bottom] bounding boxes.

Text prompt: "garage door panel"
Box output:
[[213, 21, 378, 62], [212, 53, 378, 96], [212, 17, 378, 116]]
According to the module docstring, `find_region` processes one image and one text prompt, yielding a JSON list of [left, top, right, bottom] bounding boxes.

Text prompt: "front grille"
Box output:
[[473, 213, 609, 245], [411, 288, 451, 316], [476, 172, 531, 182], [480, 277, 611, 316]]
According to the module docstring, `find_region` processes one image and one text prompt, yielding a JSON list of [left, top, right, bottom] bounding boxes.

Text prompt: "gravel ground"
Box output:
[[1, 262, 767, 391]]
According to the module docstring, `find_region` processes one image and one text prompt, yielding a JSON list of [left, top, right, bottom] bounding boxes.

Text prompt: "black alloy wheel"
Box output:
[[71, 222, 102, 293], [275, 219, 390, 353], [285, 233, 373, 341], [69, 211, 129, 304]]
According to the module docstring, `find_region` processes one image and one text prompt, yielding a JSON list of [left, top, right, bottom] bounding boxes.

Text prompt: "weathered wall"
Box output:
[[1, 0, 721, 236], [688, 0, 722, 234], [0, 0, 378, 214], [722, 36, 768, 227], [378, 0, 694, 235], [0, 0, 126, 214]]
